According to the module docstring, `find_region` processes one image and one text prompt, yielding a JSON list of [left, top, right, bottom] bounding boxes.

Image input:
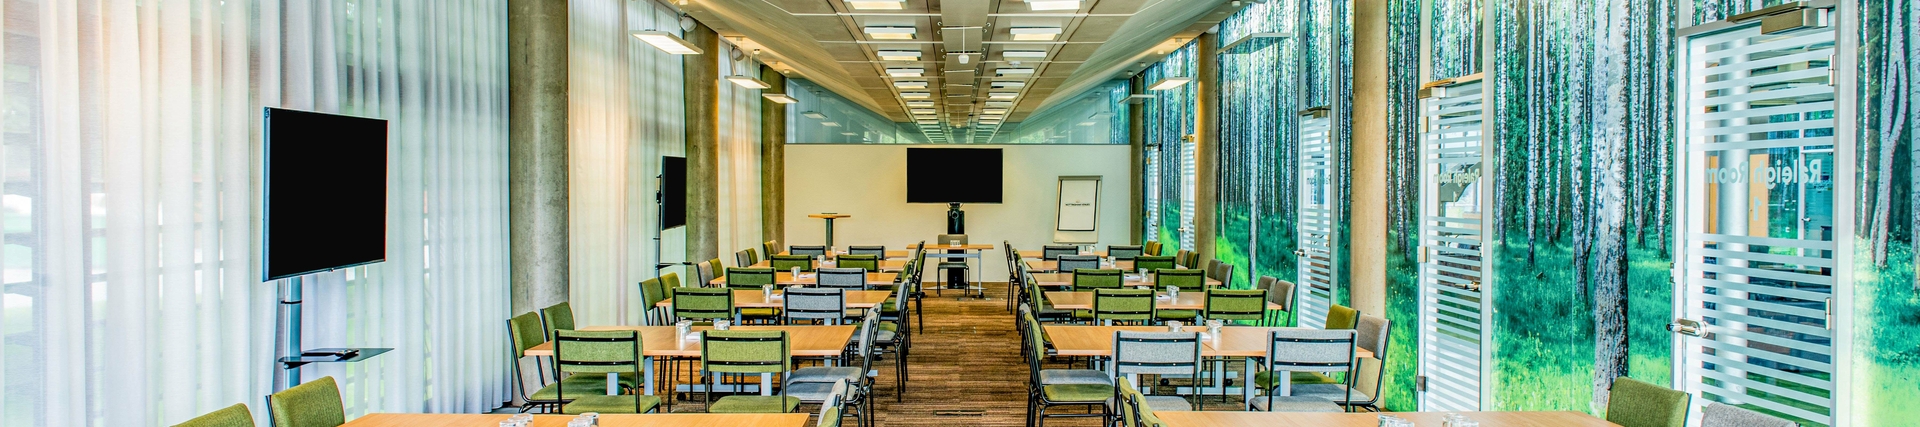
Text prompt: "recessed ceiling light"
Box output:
[[894, 81, 929, 89], [911, 108, 937, 115], [841, 131, 860, 136], [1078, 121, 1096, 126], [991, 81, 1027, 89], [907, 101, 936, 107], [886, 68, 925, 77], [630, 31, 704, 55], [986, 101, 1014, 107], [1009, 27, 1062, 41], [996, 68, 1035, 77], [1026, 0, 1081, 11], [763, 93, 799, 104], [802, 111, 827, 119], [725, 76, 771, 89], [988, 92, 1018, 99], [821, 121, 842, 127], [1002, 50, 1049, 59], [848, 0, 907, 10], [901, 92, 932, 99], [983, 108, 1009, 114], [1149, 76, 1194, 91], [864, 26, 917, 40], [877, 50, 922, 61]]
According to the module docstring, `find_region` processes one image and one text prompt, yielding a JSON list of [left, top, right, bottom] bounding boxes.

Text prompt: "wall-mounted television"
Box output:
[[906, 148, 1002, 203], [263, 108, 389, 281], [661, 156, 687, 229]]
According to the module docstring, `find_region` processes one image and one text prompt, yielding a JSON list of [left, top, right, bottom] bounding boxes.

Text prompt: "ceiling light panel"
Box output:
[[986, 101, 1013, 107], [900, 92, 931, 99], [1002, 50, 1049, 59], [847, 0, 906, 10], [991, 81, 1027, 89], [988, 92, 1019, 99], [911, 108, 938, 115], [1009, 27, 1062, 41], [864, 26, 918, 40], [1149, 76, 1194, 91], [906, 101, 936, 107], [631, 31, 703, 55], [893, 81, 929, 89], [982, 108, 1009, 115], [725, 76, 771, 89], [762, 93, 798, 104], [886, 68, 925, 77], [877, 50, 922, 61], [995, 68, 1035, 77], [1025, 0, 1081, 11]]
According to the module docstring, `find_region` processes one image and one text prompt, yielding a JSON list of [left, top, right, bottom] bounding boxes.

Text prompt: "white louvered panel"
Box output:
[[1297, 113, 1336, 329], [1417, 80, 1486, 412], [1677, 19, 1837, 427]]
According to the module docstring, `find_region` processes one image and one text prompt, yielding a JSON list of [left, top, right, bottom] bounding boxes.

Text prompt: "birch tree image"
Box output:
[[1589, 0, 1632, 409], [1871, 0, 1907, 268]]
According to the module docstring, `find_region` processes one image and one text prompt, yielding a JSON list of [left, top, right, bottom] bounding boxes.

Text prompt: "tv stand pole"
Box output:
[[277, 275, 303, 390]]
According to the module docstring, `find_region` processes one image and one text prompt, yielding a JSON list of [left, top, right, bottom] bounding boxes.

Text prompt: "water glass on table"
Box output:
[[1377, 415, 1413, 427]]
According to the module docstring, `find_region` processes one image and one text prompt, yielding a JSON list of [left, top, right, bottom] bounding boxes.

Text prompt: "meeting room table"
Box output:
[[1041, 291, 1281, 312], [777, 249, 912, 259], [340, 413, 811, 427], [655, 289, 893, 311], [748, 258, 908, 272], [522, 325, 856, 396], [1027, 272, 1221, 288], [1150, 411, 1620, 427], [709, 271, 898, 287], [1024, 259, 1139, 273], [1041, 325, 1372, 403], [1016, 249, 1109, 259]]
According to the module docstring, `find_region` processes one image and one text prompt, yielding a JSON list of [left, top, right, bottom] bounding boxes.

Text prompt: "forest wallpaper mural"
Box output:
[[1217, 0, 1303, 296], [1854, 0, 1917, 425]]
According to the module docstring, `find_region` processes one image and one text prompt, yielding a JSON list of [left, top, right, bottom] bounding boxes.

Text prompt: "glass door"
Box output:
[[1296, 108, 1337, 328], [1416, 76, 1490, 412]]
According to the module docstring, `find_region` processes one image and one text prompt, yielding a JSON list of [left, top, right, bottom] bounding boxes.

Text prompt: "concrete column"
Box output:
[[1129, 75, 1147, 245], [1194, 32, 1220, 263], [507, 0, 568, 314], [760, 65, 787, 248], [1350, 0, 1389, 316], [684, 23, 722, 263]]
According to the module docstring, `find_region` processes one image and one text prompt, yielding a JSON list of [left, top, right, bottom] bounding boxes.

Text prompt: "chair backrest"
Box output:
[[639, 277, 668, 311], [1153, 269, 1206, 291], [1204, 289, 1267, 321], [696, 259, 718, 286], [815, 267, 870, 290], [1112, 330, 1202, 376], [770, 255, 815, 272], [1173, 250, 1194, 268], [508, 312, 548, 356], [1116, 377, 1162, 427], [789, 245, 829, 256], [1265, 328, 1356, 375], [1205, 259, 1223, 276], [539, 302, 575, 339], [1072, 269, 1124, 291], [1355, 314, 1391, 357], [1326, 304, 1361, 330], [1210, 263, 1236, 288], [1143, 241, 1162, 256], [1259, 277, 1295, 312], [1701, 402, 1796, 427], [1093, 288, 1155, 322], [834, 254, 880, 272], [672, 287, 734, 321], [736, 250, 757, 268], [1107, 245, 1145, 260], [937, 234, 968, 245], [701, 330, 791, 374], [1057, 254, 1101, 272], [847, 245, 888, 259], [764, 240, 783, 260], [1606, 377, 1692, 427], [267, 376, 345, 427], [174, 403, 254, 427], [726, 267, 778, 289], [662, 272, 683, 289], [853, 311, 879, 371], [553, 330, 642, 376], [815, 379, 850, 427], [1042, 245, 1079, 260], [784, 287, 847, 324], [1133, 256, 1176, 272]]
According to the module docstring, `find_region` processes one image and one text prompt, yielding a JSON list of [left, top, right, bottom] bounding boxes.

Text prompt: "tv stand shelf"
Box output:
[[278, 347, 392, 370]]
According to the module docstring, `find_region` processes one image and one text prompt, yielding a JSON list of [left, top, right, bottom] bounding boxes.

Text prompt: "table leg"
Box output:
[[761, 373, 773, 396], [1242, 357, 1256, 405], [609, 372, 621, 396], [823, 218, 835, 250], [643, 356, 656, 395]]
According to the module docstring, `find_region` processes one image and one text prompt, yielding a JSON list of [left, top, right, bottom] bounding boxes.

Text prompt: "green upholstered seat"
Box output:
[[1326, 304, 1361, 330], [817, 406, 843, 427], [708, 396, 802, 413], [1143, 241, 1162, 256], [1042, 384, 1116, 402], [1071, 269, 1124, 291], [770, 255, 815, 273], [173, 403, 253, 427], [529, 373, 641, 401], [661, 272, 683, 289], [1606, 377, 1691, 427], [561, 395, 662, 414], [552, 329, 651, 414], [1156, 309, 1198, 321], [1133, 256, 1176, 272], [540, 302, 576, 339], [672, 287, 734, 322], [1093, 289, 1155, 323], [1205, 289, 1268, 322], [702, 330, 797, 413], [727, 267, 779, 289], [835, 254, 880, 272], [1153, 269, 1206, 291], [268, 376, 346, 427]]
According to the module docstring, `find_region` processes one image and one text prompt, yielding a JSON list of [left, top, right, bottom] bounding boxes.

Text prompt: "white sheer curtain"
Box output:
[[716, 41, 765, 260], [1, 0, 511, 424], [567, 0, 689, 328]]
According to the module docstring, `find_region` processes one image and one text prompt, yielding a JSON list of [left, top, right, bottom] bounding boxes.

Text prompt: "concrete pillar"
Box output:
[[1194, 32, 1220, 263], [1129, 75, 1147, 245], [684, 23, 722, 263], [1350, 0, 1389, 316], [507, 0, 568, 315], [760, 65, 787, 248]]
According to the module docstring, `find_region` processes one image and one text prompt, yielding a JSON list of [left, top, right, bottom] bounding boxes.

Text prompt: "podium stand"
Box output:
[[808, 213, 850, 249]]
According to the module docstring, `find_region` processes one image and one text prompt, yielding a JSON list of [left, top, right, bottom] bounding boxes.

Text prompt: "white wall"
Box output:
[[784, 144, 1133, 280]]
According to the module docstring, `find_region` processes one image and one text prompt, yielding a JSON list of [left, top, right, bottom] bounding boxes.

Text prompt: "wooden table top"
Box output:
[[1017, 250, 1109, 258], [1040, 325, 1371, 359], [807, 214, 851, 219], [1153, 411, 1617, 427], [343, 413, 811, 427], [924, 243, 996, 251], [749, 259, 907, 271], [1043, 291, 1282, 312], [523, 325, 857, 358], [775, 250, 913, 259], [657, 290, 893, 309], [710, 272, 898, 286], [1025, 259, 1139, 273], [1028, 272, 1219, 288]]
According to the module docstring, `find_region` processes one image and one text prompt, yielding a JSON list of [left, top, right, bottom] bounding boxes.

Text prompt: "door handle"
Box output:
[[1294, 249, 1307, 256], [1668, 319, 1705, 337]]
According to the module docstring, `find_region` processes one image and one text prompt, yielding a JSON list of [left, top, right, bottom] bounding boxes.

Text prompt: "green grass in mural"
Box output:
[[1853, 241, 1920, 426], [1489, 244, 1673, 413], [1381, 238, 1421, 412]]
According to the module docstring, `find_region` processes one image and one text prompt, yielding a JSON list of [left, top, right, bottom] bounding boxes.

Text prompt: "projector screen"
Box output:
[[262, 108, 388, 281], [906, 148, 1002, 204]]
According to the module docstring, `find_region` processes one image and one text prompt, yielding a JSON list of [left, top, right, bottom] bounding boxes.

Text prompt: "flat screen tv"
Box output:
[[906, 148, 1002, 203], [263, 108, 389, 281], [661, 156, 687, 229]]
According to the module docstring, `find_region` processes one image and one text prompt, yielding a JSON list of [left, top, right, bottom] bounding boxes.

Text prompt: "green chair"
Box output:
[[700, 330, 802, 414], [1143, 241, 1162, 256], [1093, 289, 1155, 325], [770, 255, 815, 273], [639, 278, 669, 325], [1173, 250, 1194, 268], [1204, 289, 1267, 324], [696, 259, 721, 287], [1026, 322, 1113, 426], [1153, 269, 1206, 291], [1107, 245, 1146, 261], [736, 250, 758, 268], [1606, 377, 1691, 427], [509, 312, 640, 413], [1133, 256, 1176, 272], [673, 287, 734, 324], [1071, 269, 1124, 291], [1287, 304, 1363, 385], [267, 376, 345, 427], [1292, 315, 1393, 411], [661, 272, 684, 289], [1255, 276, 1295, 327], [726, 268, 778, 289], [835, 254, 880, 272], [746, 248, 762, 265], [553, 330, 661, 414], [540, 302, 576, 339], [764, 240, 783, 259], [1114, 377, 1164, 427], [847, 245, 890, 258], [173, 403, 253, 427]]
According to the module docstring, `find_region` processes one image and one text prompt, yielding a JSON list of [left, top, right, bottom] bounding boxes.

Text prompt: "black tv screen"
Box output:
[[661, 156, 687, 229], [907, 148, 1002, 203], [263, 108, 388, 281]]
